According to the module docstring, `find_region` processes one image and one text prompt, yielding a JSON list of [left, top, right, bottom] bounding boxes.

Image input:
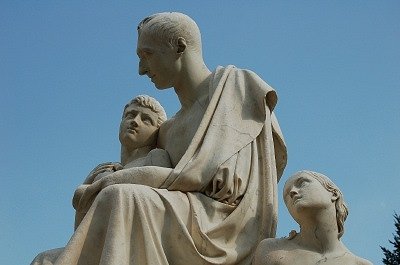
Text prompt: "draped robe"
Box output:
[[31, 65, 287, 265]]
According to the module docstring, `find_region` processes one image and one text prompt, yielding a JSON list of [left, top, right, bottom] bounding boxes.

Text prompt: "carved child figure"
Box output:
[[73, 94, 170, 227], [253, 170, 372, 265], [31, 95, 171, 265]]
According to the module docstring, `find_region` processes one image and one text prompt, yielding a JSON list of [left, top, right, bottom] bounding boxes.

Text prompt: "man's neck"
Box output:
[[174, 52, 212, 109], [120, 145, 153, 166]]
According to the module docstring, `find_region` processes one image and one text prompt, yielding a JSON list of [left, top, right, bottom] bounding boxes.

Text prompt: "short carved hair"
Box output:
[[123, 95, 167, 127], [296, 170, 349, 239], [137, 12, 202, 53]]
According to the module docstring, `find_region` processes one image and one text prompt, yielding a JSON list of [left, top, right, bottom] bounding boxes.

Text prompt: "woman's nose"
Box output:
[[289, 189, 298, 198]]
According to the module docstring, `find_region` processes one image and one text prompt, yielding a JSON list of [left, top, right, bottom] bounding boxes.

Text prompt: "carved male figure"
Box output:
[[32, 12, 287, 265], [252, 170, 372, 265]]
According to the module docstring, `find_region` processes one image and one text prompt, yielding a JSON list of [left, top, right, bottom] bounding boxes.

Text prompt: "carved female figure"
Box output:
[[253, 170, 372, 265]]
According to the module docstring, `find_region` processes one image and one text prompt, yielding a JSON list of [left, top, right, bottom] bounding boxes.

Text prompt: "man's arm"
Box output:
[[77, 166, 172, 212], [108, 166, 172, 187]]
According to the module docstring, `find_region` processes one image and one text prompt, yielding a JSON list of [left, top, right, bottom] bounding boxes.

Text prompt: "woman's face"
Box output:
[[283, 172, 336, 220]]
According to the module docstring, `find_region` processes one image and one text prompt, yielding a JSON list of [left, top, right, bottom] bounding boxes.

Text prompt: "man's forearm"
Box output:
[[110, 166, 172, 188]]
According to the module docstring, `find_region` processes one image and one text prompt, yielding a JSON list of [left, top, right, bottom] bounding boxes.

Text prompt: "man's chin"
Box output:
[[154, 82, 172, 90]]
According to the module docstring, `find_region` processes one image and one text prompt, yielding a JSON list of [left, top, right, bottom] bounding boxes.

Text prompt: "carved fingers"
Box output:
[[77, 176, 117, 212], [77, 180, 103, 212], [83, 162, 123, 184]]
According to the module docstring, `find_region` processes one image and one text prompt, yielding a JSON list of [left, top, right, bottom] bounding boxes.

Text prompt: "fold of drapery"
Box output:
[[31, 65, 287, 265]]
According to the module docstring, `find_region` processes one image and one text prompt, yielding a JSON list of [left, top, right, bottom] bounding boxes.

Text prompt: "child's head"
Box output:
[[119, 95, 167, 150]]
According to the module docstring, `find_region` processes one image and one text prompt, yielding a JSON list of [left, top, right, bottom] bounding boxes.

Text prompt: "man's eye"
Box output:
[[143, 51, 153, 57]]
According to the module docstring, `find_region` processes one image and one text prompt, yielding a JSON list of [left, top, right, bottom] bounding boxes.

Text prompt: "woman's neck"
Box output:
[[296, 209, 342, 254]]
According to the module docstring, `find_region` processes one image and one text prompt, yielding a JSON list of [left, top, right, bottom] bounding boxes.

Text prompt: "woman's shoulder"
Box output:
[[253, 237, 294, 265], [352, 254, 373, 265], [258, 237, 289, 250]]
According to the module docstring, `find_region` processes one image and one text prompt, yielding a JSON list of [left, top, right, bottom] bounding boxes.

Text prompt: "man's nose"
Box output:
[[138, 60, 147, 75]]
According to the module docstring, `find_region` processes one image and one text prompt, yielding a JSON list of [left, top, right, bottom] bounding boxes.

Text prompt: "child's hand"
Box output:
[[72, 184, 89, 210], [83, 162, 123, 184], [77, 174, 117, 212]]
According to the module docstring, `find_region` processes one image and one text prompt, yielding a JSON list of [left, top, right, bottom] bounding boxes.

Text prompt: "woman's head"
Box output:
[[284, 170, 349, 238]]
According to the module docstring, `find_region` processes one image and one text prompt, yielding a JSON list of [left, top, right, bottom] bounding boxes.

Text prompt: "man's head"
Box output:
[[136, 12, 203, 89], [137, 12, 202, 54], [119, 95, 167, 150], [284, 170, 349, 239]]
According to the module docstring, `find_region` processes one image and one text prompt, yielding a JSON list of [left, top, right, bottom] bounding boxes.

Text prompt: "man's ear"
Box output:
[[331, 190, 339, 202], [176, 37, 187, 54]]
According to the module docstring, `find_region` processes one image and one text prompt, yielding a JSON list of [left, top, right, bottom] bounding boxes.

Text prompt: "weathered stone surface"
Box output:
[[252, 170, 372, 265], [32, 12, 286, 265]]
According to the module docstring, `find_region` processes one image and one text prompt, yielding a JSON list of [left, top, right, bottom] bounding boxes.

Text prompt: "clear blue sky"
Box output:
[[1, 1, 399, 264]]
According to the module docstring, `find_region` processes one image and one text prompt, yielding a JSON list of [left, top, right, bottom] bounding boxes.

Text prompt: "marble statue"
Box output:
[[252, 170, 372, 265], [31, 12, 287, 265], [73, 94, 171, 228], [32, 94, 171, 264]]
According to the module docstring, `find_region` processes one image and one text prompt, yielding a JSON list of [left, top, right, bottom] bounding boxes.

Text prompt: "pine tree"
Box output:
[[381, 213, 400, 265]]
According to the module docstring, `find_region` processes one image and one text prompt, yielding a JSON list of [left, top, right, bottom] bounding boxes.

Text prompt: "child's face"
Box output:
[[119, 103, 159, 150]]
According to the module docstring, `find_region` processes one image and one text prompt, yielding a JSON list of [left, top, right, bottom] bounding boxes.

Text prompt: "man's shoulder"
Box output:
[[158, 117, 175, 148], [159, 117, 175, 133]]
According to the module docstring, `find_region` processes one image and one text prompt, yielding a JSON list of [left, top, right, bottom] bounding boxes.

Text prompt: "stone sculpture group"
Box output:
[[31, 12, 372, 265]]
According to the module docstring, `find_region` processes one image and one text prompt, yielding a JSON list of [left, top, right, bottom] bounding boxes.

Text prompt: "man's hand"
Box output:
[[76, 166, 173, 211], [77, 174, 117, 212]]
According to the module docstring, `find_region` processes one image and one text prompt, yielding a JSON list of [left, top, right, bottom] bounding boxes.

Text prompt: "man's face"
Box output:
[[137, 31, 180, 89], [119, 104, 159, 150]]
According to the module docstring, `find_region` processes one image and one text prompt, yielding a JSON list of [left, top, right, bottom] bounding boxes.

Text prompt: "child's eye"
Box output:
[[143, 118, 152, 125], [125, 111, 138, 119]]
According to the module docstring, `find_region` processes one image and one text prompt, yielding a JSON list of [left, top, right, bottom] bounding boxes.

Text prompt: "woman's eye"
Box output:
[[300, 180, 310, 188]]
